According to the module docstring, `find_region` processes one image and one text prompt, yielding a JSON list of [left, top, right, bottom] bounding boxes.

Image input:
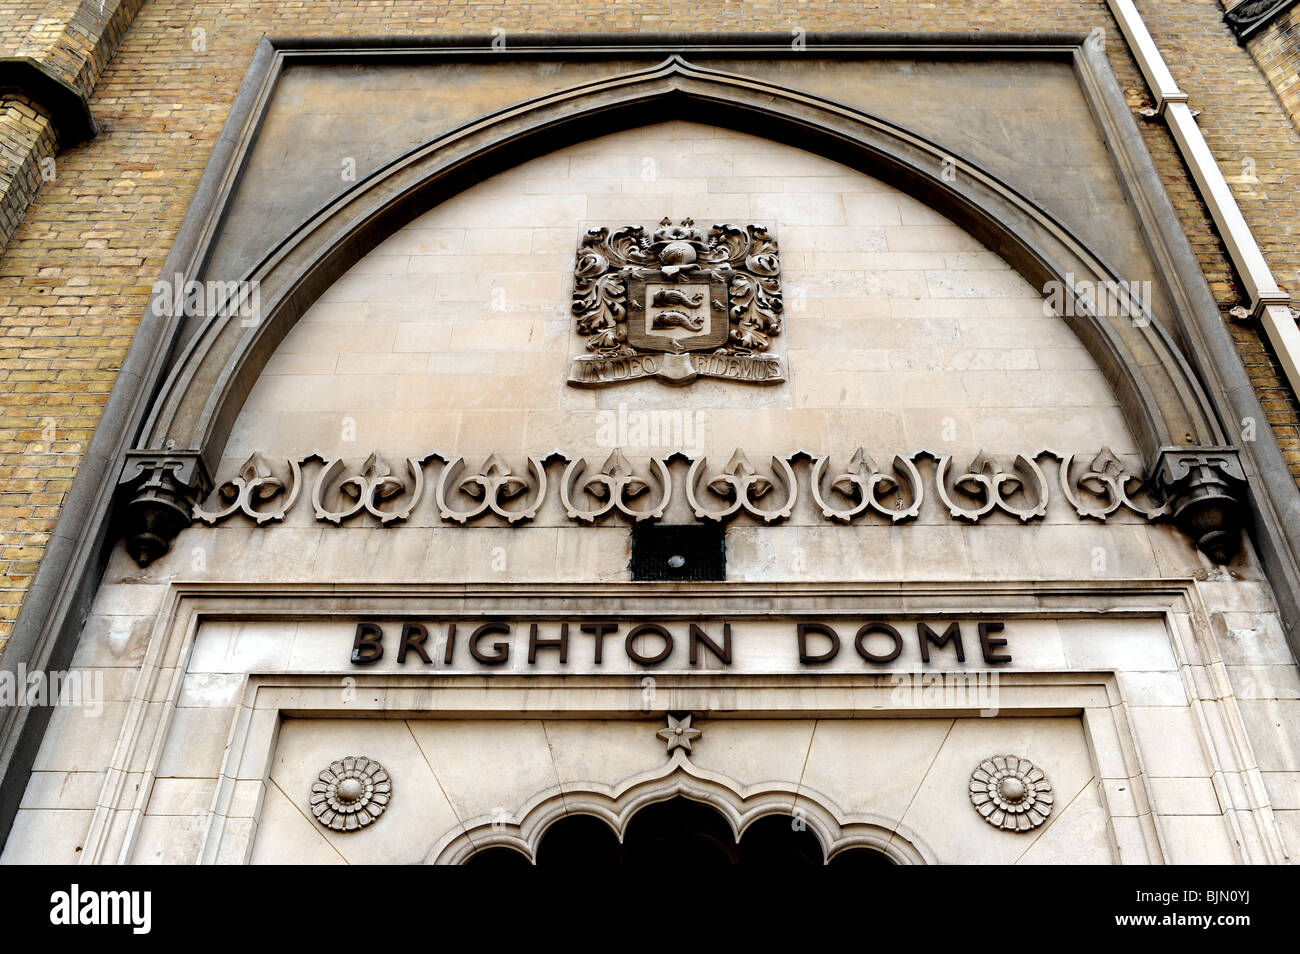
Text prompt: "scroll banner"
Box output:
[[568, 351, 785, 387]]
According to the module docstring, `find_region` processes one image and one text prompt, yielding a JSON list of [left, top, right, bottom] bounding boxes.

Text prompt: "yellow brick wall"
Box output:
[[0, 94, 57, 248], [0, 0, 1298, 658], [1242, 4, 1300, 132]]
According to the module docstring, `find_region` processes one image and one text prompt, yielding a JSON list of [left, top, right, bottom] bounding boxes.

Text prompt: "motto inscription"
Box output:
[[568, 218, 785, 387]]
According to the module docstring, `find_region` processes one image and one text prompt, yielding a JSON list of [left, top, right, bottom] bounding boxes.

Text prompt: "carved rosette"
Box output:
[[310, 756, 391, 832], [568, 218, 785, 387], [969, 755, 1053, 832]]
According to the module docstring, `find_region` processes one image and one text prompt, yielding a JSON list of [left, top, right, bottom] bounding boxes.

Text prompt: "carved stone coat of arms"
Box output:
[[567, 218, 785, 387]]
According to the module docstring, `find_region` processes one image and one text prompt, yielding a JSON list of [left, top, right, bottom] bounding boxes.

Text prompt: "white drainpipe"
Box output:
[[1107, 0, 1300, 399]]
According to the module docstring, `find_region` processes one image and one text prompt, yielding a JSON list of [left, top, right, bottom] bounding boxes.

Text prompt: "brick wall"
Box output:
[[1242, 4, 1300, 131], [0, 0, 1299, 658]]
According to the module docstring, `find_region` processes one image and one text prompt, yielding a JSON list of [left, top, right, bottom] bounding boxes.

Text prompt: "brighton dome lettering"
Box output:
[[348, 618, 1012, 668]]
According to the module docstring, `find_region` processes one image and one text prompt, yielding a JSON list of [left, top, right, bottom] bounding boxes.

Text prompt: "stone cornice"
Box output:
[[0, 55, 95, 145], [1224, 0, 1300, 42]]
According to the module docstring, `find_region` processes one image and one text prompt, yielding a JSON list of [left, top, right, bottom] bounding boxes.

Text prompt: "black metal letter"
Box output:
[[917, 621, 964, 663], [351, 622, 383, 665], [397, 622, 431, 664], [855, 622, 903, 664], [470, 622, 511, 665], [689, 622, 731, 665], [797, 622, 840, 664], [580, 621, 618, 664], [528, 623, 569, 664], [978, 621, 1011, 664], [626, 623, 673, 666]]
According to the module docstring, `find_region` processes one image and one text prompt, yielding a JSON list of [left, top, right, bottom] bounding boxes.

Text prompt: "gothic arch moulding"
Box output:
[[428, 750, 934, 865], [118, 53, 1243, 566]]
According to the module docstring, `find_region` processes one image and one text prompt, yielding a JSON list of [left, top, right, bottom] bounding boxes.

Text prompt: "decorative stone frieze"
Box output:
[[568, 218, 785, 387], [1060, 448, 1170, 522], [969, 755, 1053, 832], [561, 449, 671, 523], [170, 444, 1250, 564], [686, 449, 797, 523], [117, 451, 212, 567], [929, 450, 1050, 523], [194, 451, 301, 526], [436, 452, 551, 525], [808, 448, 924, 524], [312, 451, 424, 526], [310, 756, 391, 832]]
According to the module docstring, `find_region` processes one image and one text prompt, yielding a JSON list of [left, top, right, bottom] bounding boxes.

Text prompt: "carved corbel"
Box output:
[[1152, 447, 1248, 562], [118, 451, 213, 566], [686, 449, 796, 523], [808, 447, 923, 523], [560, 449, 671, 523]]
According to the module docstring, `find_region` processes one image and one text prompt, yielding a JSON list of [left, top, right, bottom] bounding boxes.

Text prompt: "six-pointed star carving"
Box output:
[[657, 713, 702, 754]]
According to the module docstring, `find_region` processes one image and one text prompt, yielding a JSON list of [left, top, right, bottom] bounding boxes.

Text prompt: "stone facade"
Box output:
[[1, 3, 1299, 866], [0, 1, 1291, 659]]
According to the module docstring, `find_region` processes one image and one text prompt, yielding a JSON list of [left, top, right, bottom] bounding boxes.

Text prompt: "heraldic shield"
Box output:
[[568, 217, 786, 387]]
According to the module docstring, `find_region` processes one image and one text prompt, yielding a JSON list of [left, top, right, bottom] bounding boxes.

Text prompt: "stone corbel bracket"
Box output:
[[1151, 446, 1249, 563], [117, 450, 212, 567], [1223, 0, 1300, 42]]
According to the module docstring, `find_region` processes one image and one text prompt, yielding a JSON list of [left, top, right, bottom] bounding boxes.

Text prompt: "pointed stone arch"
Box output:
[[430, 750, 933, 865], [119, 54, 1240, 564]]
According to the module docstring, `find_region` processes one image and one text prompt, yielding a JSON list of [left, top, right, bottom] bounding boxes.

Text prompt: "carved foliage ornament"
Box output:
[[969, 755, 1053, 832], [180, 444, 1247, 562], [568, 218, 785, 388], [310, 756, 391, 832]]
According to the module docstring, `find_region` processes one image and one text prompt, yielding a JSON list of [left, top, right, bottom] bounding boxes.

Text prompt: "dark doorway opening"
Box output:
[[463, 796, 898, 867]]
